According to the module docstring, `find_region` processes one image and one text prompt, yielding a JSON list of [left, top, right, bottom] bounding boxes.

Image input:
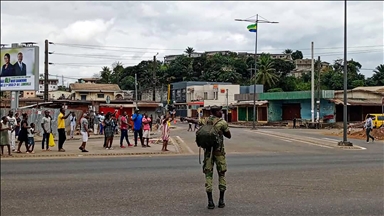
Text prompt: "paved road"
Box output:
[[1, 153, 383, 216], [174, 123, 380, 154]]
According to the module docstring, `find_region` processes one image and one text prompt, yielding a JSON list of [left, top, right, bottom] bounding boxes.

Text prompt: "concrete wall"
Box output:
[[74, 92, 115, 101], [141, 90, 168, 102], [203, 84, 240, 106], [268, 99, 335, 122]]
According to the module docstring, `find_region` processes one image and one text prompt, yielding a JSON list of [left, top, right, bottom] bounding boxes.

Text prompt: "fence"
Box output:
[[0, 108, 84, 137]]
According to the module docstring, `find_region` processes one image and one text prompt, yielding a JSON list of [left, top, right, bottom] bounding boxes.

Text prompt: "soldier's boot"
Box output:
[[207, 192, 215, 209], [218, 190, 225, 208]]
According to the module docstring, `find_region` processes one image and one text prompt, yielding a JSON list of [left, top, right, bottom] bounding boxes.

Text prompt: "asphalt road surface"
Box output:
[[1, 152, 383, 215]]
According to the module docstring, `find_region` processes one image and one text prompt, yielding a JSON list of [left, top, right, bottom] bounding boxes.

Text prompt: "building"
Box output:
[[78, 78, 100, 84], [164, 51, 292, 64], [187, 83, 240, 118], [69, 83, 123, 101], [170, 81, 234, 117], [140, 89, 168, 102], [331, 86, 384, 122], [37, 79, 59, 96], [164, 52, 203, 64], [291, 59, 330, 78]]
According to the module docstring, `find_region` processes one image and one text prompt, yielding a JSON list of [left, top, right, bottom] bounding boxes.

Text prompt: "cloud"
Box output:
[[54, 18, 115, 44], [0, 1, 382, 86]]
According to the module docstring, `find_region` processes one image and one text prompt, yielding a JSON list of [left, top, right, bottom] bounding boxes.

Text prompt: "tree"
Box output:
[[99, 66, 112, 84], [273, 59, 295, 77], [370, 64, 384, 86], [185, 47, 195, 57], [291, 50, 303, 61], [283, 49, 293, 55], [255, 54, 278, 90]]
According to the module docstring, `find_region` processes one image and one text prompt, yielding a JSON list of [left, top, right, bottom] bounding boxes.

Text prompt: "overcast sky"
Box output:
[[1, 1, 383, 86]]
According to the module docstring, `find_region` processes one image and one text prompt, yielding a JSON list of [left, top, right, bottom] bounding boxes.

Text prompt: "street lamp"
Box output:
[[338, 0, 353, 146], [235, 14, 278, 130]]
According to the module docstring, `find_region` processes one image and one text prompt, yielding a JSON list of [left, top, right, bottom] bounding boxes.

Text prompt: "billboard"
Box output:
[[0, 46, 39, 91]]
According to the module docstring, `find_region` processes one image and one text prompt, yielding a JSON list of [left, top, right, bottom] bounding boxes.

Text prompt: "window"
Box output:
[[97, 94, 105, 98], [214, 92, 218, 100], [204, 92, 208, 100], [81, 95, 87, 100]]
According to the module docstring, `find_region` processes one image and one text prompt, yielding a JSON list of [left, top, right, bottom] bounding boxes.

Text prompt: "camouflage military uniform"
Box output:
[[199, 115, 229, 193]]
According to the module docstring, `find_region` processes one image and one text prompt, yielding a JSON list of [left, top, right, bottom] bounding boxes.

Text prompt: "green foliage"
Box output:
[[96, 47, 379, 92]]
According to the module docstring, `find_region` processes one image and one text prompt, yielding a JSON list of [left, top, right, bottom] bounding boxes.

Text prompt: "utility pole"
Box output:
[[62, 75, 64, 87], [311, 42, 315, 123], [135, 72, 138, 108], [153, 53, 158, 101], [316, 56, 321, 126], [44, 39, 49, 102], [338, 0, 352, 146], [226, 89, 229, 122]]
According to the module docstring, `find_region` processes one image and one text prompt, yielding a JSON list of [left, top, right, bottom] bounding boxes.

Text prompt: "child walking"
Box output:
[[27, 123, 36, 154], [0, 116, 12, 156]]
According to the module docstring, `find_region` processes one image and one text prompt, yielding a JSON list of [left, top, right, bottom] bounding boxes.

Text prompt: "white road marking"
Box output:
[[250, 131, 334, 149], [176, 136, 195, 154], [322, 138, 340, 142], [282, 139, 292, 143]]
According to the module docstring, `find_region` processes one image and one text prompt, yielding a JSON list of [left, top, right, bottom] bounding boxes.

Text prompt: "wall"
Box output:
[[203, 84, 239, 106], [0, 108, 83, 137], [74, 92, 115, 101], [49, 91, 71, 100], [268, 99, 334, 122], [186, 85, 204, 102], [141, 89, 168, 102]]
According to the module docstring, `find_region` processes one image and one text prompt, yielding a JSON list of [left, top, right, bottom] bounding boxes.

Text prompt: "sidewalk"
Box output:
[[2, 134, 178, 159], [33, 131, 157, 142]]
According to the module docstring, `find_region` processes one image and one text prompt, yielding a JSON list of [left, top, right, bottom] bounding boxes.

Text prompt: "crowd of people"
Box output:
[[0, 108, 175, 156]]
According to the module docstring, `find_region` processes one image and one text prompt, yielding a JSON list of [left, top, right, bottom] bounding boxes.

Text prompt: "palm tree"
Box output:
[[185, 47, 195, 57], [100, 66, 112, 84], [371, 64, 384, 86], [255, 54, 279, 89], [283, 49, 293, 55]]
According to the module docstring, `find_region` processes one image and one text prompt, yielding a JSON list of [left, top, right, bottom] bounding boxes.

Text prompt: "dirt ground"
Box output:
[[325, 127, 384, 141]]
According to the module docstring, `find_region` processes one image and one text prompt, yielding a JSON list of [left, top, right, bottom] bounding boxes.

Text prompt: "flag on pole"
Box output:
[[247, 24, 257, 32]]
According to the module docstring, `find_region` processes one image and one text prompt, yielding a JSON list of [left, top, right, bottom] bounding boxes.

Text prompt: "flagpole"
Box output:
[[235, 15, 278, 130], [252, 14, 258, 130]]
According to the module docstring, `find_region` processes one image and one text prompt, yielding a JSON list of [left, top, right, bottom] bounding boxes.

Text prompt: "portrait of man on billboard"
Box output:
[[14, 52, 27, 76], [0, 48, 35, 78]]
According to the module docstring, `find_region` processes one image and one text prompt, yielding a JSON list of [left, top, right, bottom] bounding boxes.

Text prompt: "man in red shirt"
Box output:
[[120, 111, 132, 148]]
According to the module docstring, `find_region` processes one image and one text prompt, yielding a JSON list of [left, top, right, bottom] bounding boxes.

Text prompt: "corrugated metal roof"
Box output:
[[69, 83, 121, 91], [353, 86, 384, 92], [233, 100, 268, 106], [329, 99, 381, 106]]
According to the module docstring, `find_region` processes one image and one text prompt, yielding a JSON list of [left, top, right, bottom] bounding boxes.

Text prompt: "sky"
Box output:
[[1, 1, 383, 86]]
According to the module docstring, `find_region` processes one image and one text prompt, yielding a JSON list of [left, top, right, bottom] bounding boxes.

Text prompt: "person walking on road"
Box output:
[[185, 105, 232, 210], [41, 110, 52, 151], [79, 113, 90, 152], [0, 116, 12, 156], [16, 113, 31, 153], [142, 113, 151, 147], [6, 110, 16, 151], [161, 114, 173, 151], [364, 115, 375, 143], [69, 112, 77, 139], [119, 111, 132, 148], [57, 108, 71, 152], [131, 109, 145, 147]]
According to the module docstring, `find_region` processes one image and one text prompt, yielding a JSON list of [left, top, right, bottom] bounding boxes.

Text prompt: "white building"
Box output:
[[36, 79, 59, 96], [186, 84, 240, 117]]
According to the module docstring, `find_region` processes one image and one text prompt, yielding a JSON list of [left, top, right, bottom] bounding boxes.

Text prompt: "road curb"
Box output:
[[0, 151, 177, 159]]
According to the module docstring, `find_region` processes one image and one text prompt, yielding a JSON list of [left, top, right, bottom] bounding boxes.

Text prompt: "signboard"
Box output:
[[0, 46, 39, 91]]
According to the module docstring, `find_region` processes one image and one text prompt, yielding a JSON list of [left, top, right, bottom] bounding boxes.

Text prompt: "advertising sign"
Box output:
[[0, 46, 39, 91]]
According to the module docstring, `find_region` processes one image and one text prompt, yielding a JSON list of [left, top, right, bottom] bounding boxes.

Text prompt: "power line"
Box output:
[[50, 52, 151, 60], [52, 41, 383, 53]]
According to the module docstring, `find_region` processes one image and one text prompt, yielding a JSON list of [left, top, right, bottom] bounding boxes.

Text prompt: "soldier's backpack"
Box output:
[[195, 118, 222, 149]]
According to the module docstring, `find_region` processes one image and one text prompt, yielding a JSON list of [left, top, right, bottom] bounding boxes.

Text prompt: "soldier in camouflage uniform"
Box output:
[[186, 105, 231, 209]]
